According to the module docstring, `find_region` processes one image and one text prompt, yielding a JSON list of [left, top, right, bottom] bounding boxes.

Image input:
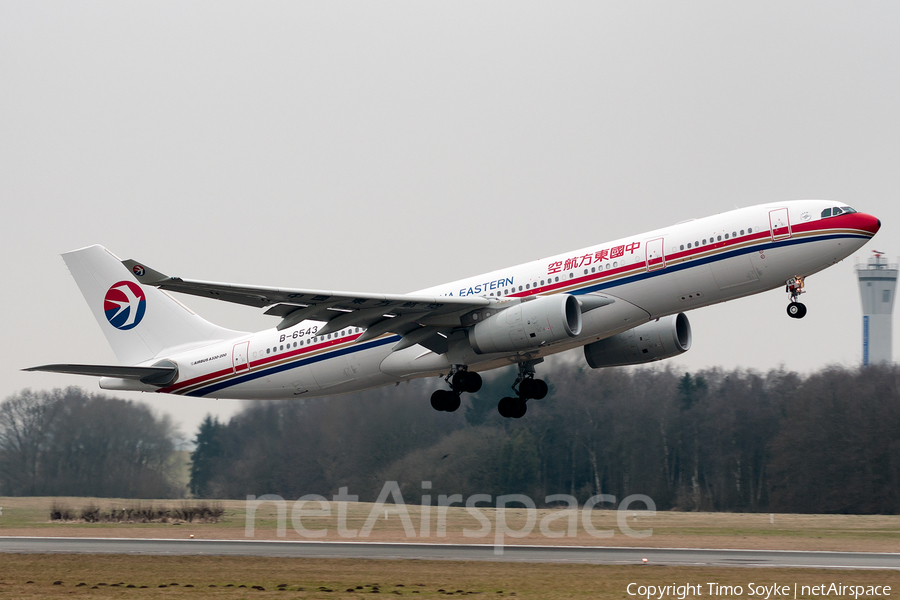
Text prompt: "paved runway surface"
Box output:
[[1, 537, 898, 569]]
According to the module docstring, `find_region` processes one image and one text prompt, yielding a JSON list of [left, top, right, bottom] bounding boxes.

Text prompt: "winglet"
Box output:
[[121, 259, 175, 286]]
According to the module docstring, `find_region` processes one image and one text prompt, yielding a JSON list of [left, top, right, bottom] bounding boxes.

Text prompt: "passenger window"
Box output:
[[569, 273, 574, 279], [724, 233, 729, 239], [591, 267, 595, 273], [266, 348, 270, 354], [702, 239, 706, 244], [519, 286, 523, 291], [526, 283, 530, 290], [540, 280, 545, 285], [584, 269, 588, 275], [740, 229, 745, 235], [681, 244, 685, 250], [555, 277, 559, 282], [717, 235, 722, 241], [748, 227, 752, 233]]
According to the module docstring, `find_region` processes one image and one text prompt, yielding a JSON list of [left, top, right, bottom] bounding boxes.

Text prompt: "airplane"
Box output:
[[27, 200, 880, 418]]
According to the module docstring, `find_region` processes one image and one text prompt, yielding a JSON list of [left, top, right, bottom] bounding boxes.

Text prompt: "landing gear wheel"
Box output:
[[518, 378, 548, 400], [431, 389, 459, 411], [498, 397, 517, 418], [511, 398, 527, 419], [787, 302, 807, 319], [431, 389, 447, 411], [444, 393, 461, 412], [519, 378, 538, 399], [464, 372, 482, 393], [452, 371, 482, 394], [498, 397, 527, 418]]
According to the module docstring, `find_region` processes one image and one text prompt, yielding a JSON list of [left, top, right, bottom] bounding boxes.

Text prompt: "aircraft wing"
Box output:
[[122, 258, 491, 348]]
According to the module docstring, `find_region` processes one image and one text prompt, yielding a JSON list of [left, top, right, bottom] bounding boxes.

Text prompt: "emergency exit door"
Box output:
[[769, 208, 792, 241], [233, 341, 250, 373], [646, 238, 666, 271]]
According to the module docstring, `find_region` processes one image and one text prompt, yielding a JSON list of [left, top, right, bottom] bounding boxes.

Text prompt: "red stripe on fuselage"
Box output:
[[161, 212, 878, 394], [159, 333, 365, 394]]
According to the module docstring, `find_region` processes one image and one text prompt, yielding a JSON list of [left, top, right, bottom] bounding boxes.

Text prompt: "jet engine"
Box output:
[[583, 313, 692, 368], [469, 294, 582, 354]]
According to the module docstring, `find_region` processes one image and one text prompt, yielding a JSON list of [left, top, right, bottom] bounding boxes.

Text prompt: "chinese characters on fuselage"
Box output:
[[548, 242, 640, 275]]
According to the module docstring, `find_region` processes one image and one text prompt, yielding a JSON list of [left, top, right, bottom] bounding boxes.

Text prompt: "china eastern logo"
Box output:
[[104, 281, 146, 330]]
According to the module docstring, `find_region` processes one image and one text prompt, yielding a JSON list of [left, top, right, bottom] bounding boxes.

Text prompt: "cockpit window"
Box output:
[[822, 206, 857, 219]]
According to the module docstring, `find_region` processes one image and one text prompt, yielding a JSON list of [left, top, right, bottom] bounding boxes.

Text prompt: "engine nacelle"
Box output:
[[584, 313, 692, 368], [469, 294, 582, 355]]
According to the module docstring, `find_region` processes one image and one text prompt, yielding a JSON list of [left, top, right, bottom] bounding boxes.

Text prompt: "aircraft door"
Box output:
[[769, 208, 792, 241], [232, 341, 250, 373], [645, 238, 666, 271]]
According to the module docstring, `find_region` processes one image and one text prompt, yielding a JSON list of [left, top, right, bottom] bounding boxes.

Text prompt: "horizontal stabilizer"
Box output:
[[24, 362, 178, 386]]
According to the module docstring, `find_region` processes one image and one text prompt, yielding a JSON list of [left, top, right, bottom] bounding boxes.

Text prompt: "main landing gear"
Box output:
[[497, 360, 548, 419], [786, 276, 808, 319], [430, 367, 483, 412]]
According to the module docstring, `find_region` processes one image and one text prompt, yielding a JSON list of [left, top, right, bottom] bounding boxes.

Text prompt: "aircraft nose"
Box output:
[[859, 213, 881, 236]]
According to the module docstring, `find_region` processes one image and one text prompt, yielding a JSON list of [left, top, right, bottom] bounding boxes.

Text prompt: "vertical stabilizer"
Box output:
[[63, 245, 245, 366]]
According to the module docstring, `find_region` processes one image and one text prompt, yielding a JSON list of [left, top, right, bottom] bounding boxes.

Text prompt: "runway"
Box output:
[[1, 537, 898, 569]]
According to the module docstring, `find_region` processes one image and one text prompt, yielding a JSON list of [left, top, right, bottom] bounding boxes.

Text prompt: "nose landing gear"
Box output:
[[786, 276, 807, 319]]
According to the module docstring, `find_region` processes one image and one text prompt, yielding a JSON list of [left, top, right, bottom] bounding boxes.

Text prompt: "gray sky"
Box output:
[[2, 1, 899, 437]]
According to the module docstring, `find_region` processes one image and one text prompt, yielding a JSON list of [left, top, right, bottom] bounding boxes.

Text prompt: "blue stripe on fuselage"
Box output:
[[186, 335, 400, 397], [573, 232, 866, 296], [185, 231, 868, 397]]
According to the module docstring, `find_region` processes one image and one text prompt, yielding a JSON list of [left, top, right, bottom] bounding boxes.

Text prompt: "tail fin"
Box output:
[[63, 245, 245, 365]]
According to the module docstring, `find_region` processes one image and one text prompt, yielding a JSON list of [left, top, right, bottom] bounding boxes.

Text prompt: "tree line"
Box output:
[[0, 388, 182, 498], [3, 364, 898, 513], [188, 363, 900, 514]]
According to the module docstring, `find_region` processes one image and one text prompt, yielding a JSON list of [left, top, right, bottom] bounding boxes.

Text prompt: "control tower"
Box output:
[[856, 251, 897, 365]]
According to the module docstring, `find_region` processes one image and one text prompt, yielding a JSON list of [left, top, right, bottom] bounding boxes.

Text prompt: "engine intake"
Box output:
[[584, 313, 691, 368], [469, 294, 582, 355]]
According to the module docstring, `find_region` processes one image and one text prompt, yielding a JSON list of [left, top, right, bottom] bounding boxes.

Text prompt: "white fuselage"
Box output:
[[118, 200, 877, 400]]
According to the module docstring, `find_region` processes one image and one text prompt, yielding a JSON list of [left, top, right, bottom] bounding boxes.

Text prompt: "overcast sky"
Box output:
[[2, 2, 898, 437]]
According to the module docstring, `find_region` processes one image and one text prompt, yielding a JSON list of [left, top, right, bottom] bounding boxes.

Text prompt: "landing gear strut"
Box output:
[[429, 366, 482, 412], [786, 276, 808, 319], [497, 360, 549, 419]]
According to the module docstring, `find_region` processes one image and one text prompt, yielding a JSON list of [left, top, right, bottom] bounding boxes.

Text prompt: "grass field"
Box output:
[[2, 497, 899, 552], [0, 554, 898, 600]]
